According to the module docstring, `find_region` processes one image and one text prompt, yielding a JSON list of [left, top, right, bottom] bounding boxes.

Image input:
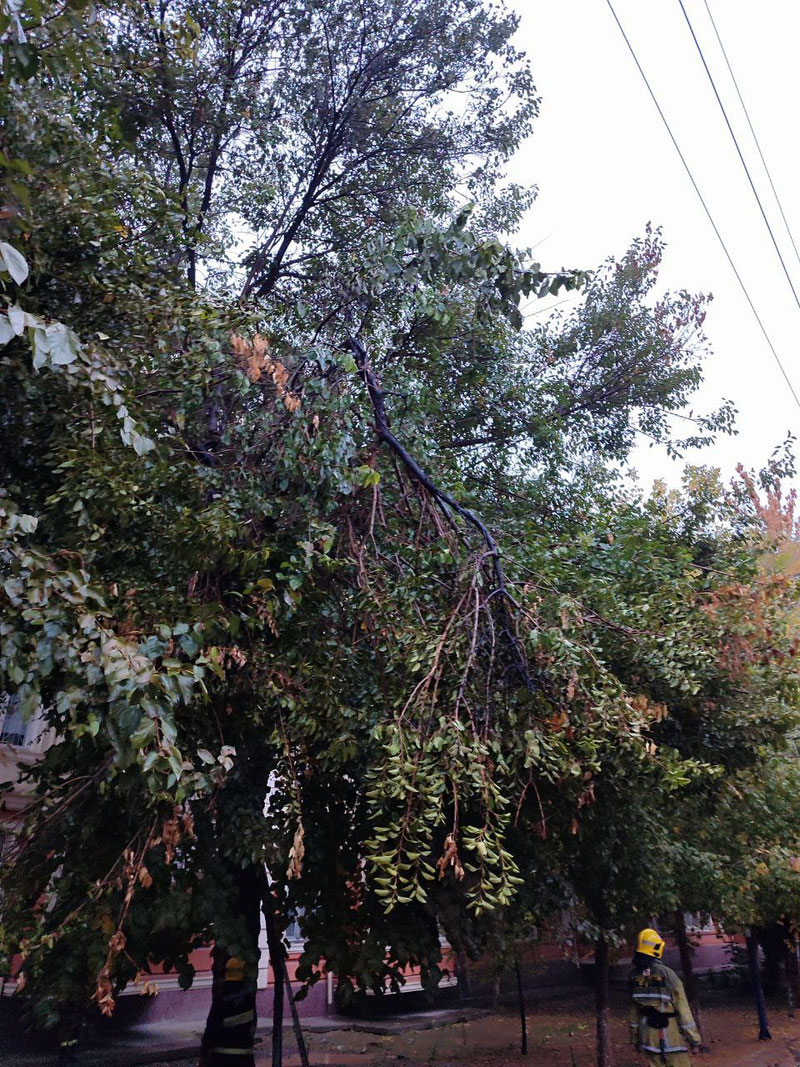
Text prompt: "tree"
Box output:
[[1, 4, 780, 1067], [93, 0, 537, 297], [504, 467, 800, 1066]]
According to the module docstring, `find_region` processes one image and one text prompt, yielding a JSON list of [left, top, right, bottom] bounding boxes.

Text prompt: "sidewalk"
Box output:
[[0, 945, 734, 1067], [0, 1008, 486, 1067], [6, 995, 795, 1067]]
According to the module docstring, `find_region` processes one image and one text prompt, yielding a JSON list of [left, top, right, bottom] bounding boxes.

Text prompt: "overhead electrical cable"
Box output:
[[702, 0, 800, 270], [677, 0, 800, 313], [604, 0, 800, 414]]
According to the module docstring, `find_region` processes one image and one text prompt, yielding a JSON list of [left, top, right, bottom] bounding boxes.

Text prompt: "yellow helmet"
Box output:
[[224, 956, 246, 981], [636, 928, 665, 959]]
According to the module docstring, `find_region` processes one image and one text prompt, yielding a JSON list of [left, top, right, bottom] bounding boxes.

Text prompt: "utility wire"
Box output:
[[604, 0, 800, 413], [702, 0, 800, 270], [677, 0, 800, 313]]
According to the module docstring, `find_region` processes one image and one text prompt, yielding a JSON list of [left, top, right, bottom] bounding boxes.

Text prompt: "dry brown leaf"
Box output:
[[108, 930, 127, 954], [162, 815, 181, 864], [436, 834, 465, 881], [565, 671, 577, 702], [93, 966, 116, 1017], [271, 362, 289, 391], [287, 819, 305, 880], [230, 333, 250, 357]]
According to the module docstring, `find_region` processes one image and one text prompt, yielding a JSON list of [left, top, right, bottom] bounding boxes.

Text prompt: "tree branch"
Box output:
[[347, 335, 535, 691]]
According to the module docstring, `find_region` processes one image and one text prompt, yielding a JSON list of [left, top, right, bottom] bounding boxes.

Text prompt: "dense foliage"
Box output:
[[1, 2, 798, 1064]]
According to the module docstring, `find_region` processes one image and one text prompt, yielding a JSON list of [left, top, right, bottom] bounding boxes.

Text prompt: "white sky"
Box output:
[[507, 0, 800, 488]]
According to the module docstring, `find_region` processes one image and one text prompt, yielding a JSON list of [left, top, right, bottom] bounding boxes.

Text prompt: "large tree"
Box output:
[[1, 4, 788, 1067]]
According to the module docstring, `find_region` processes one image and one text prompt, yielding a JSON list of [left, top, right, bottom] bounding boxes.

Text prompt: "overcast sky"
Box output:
[[506, 0, 800, 489]]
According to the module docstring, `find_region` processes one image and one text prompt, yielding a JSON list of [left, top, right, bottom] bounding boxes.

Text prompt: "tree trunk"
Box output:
[[282, 940, 310, 1067], [746, 931, 772, 1040], [674, 910, 708, 1046], [200, 864, 262, 1067], [781, 924, 799, 1018], [514, 953, 528, 1056], [594, 935, 612, 1067], [785, 942, 796, 1018], [758, 924, 784, 997], [263, 900, 285, 1067], [454, 950, 471, 1001]]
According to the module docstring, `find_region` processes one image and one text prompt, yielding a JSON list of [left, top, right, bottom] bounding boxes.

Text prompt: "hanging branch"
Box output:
[[347, 335, 535, 692]]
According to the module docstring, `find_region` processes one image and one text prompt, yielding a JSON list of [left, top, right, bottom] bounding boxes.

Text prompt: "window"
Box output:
[[0, 694, 27, 747]]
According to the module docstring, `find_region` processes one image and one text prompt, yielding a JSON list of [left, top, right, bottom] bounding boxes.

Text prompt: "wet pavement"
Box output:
[[6, 993, 800, 1067]]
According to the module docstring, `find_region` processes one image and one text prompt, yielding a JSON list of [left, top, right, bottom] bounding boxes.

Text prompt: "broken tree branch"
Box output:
[[347, 335, 534, 691]]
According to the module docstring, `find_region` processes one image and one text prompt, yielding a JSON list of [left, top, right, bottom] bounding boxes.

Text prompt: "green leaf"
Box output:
[[46, 324, 79, 365], [7, 305, 25, 336], [0, 241, 29, 284]]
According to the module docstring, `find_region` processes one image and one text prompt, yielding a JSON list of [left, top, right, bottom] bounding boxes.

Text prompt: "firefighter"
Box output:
[[629, 928, 703, 1065], [199, 955, 258, 1067]]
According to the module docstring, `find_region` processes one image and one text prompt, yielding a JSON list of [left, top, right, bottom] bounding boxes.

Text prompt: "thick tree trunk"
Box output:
[[674, 910, 708, 1046], [514, 953, 528, 1055], [746, 931, 772, 1040], [594, 935, 611, 1067], [758, 924, 784, 997], [200, 864, 262, 1067]]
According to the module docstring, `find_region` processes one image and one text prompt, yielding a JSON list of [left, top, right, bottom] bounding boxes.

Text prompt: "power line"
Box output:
[[604, 0, 800, 414], [702, 0, 800, 270], [677, 0, 800, 314]]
